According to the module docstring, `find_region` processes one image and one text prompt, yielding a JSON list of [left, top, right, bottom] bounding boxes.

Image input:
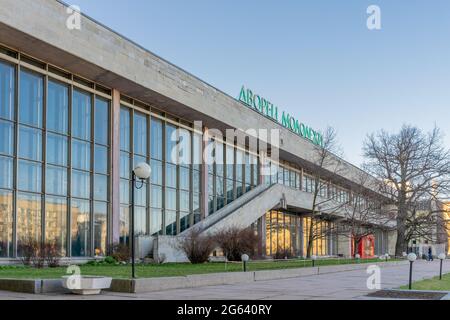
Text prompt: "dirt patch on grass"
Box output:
[[367, 290, 447, 300]]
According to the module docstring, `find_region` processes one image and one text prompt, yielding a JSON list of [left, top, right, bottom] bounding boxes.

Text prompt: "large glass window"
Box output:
[[19, 70, 43, 128], [72, 140, 90, 171], [95, 98, 109, 145], [16, 193, 41, 257], [71, 199, 90, 257], [0, 190, 13, 257], [19, 125, 42, 161], [72, 89, 91, 141], [94, 202, 107, 256], [0, 57, 111, 258], [133, 112, 147, 156], [18, 160, 41, 193], [0, 156, 13, 189], [120, 107, 130, 152], [0, 120, 13, 156], [72, 170, 90, 199], [45, 196, 67, 256], [47, 133, 68, 166], [47, 80, 68, 134], [0, 61, 15, 121], [94, 145, 108, 175], [46, 165, 67, 196]]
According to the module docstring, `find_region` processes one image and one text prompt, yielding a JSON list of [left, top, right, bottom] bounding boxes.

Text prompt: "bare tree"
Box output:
[[305, 127, 345, 258], [363, 125, 450, 256]]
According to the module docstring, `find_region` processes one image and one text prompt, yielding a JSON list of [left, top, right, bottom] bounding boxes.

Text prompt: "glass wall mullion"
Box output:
[[89, 93, 95, 257], [161, 120, 166, 235], [146, 114, 151, 236], [129, 108, 134, 242], [12, 64, 19, 258], [67, 83, 73, 257], [41, 72, 48, 249]]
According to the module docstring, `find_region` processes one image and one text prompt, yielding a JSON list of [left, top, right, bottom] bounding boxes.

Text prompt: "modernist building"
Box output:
[[0, 0, 396, 262]]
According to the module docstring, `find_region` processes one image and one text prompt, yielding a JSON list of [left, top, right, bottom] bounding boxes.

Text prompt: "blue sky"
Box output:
[[72, 0, 450, 167]]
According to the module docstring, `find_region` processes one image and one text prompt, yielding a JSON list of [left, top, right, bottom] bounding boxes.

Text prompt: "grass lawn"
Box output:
[[0, 258, 395, 280], [400, 272, 450, 291]]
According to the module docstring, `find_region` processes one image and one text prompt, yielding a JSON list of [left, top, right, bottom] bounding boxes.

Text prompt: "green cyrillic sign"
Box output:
[[238, 85, 323, 147]]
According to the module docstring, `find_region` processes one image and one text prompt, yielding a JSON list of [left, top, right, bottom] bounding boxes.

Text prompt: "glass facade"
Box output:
[[206, 138, 259, 215], [119, 105, 201, 240], [0, 57, 111, 258]]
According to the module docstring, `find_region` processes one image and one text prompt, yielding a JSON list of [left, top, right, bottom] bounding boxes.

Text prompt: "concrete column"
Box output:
[[110, 89, 121, 248]]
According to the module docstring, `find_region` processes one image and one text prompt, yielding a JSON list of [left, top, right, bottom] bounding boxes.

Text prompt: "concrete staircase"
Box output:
[[181, 183, 279, 236]]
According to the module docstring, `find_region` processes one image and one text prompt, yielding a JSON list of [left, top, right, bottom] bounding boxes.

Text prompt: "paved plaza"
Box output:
[[0, 260, 449, 300]]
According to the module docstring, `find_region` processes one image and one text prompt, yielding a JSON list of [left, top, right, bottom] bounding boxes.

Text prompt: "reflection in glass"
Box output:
[[46, 165, 67, 196], [180, 211, 190, 233], [0, 120, 13, 155], [150, 118, 163, 160], [150, 208, 162, 235], [180, 167, 190, 190], [19, 125, 42, 161], [18, 160, 41, 193], [72, 139, 90, 171], [120, 152, 130, 179], [0, 61, 15, 121], [19, 70, 43, 127], [193, 134, 202, 170], [166, 124, 177, 164], [165, 210, 177, 236], [166, 163, 177, 188], [47, 80, 68, 134], [72, 170, 90, 199], [71, 199, 90, 257], [95, 98, 109, 145], [72, 89, 91, 141], [165, 188, 176, 211], [135, 206, 147, 236], [180, 190, 190, 212], [94, 174, 108, 201], [94, 202, 107, 256], [17, 193, 41, 257], [193, 170, 201, 194], [135, 183, 147, 207], [120, 205, 129, 245], [150, 159, 162, 185], [45, 196, 67, 256], [0, 156, 13, 189], [133, 112, 147, 156], [178, 128, 191, 166], [0, 190, 13, 257], [120, 179, 129, 204], [150, 185, 162, 208], [120, 107, 130, 152], [47, 133, 68, 166], [94, 145, 108, 174]]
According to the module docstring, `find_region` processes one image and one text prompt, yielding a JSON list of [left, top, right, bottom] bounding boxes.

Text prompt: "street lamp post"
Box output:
[[312, 255, 317, 267], [438, 253, 446, 280], [241, 254, 249, 272], [131, 163, 151, 279], [407, 253, 417, 290]]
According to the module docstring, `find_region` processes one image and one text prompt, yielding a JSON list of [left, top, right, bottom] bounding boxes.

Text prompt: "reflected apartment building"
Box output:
[[0, 0, 397, 263]]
